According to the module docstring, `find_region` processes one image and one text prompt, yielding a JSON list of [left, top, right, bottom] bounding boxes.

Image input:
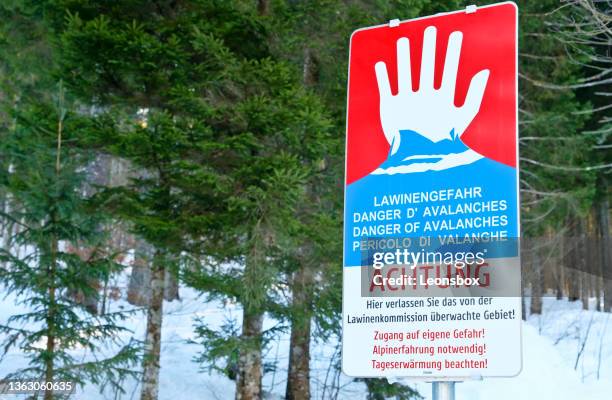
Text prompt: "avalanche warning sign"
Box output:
[[342, 2, 521, 378]]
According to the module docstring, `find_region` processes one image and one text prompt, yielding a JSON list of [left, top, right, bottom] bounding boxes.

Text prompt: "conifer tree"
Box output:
[[0, 81, 140, 399], [48, 2, 262, 398], [516, 0, 598, 310], [186, 54, 334, 400], [49, 3, 338, 400], [265, 2, 448, 398]]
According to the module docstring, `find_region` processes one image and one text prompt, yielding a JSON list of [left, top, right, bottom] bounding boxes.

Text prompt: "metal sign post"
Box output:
[[432, 382, 456, 400]]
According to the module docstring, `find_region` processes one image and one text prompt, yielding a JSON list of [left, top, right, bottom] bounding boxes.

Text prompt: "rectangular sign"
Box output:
[[342, 2, 521, 378]]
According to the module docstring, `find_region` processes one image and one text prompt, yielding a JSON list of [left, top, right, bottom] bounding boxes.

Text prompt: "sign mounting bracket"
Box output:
[[389, 19, 400, 28]]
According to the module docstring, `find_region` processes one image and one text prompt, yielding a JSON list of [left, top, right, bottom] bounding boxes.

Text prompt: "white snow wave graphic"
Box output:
[[371, 148, 484, 175]]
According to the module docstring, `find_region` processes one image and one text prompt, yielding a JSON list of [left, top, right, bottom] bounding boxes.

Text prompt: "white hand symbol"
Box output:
[[375, 26, 490, 155]]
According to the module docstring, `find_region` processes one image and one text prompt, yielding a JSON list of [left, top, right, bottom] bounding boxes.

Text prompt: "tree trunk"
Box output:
[[44, 300, 56, 400], [65, 244, 100, 314], [44, 241, 58, 400], [599, 199, 612, 311], [592, 206, 603, 311], [128, 240, 154, 306], [44, 98, 63, 400], [302, 49, 319, 87], [595, 273, 602, 311], [581, 272, 590, 310], [236, 311, 263, 400], [163, 267, 179, 301], [257, 0, 269, 16], [140, 254, 165, 400], [579, 219, 589, 310], [556, 231, 565, 300], [521, 248, 527, 320], [129, 242, 179, 304], [530, 244, 543, 315], [285, 46, 318, 398], [286, 267, 313, 400], [566, 217, 580, 302], [1, 193, 12, 268]]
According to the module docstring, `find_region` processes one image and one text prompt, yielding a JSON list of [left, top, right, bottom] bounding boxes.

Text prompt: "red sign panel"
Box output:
[[346, 3, 517, 184]]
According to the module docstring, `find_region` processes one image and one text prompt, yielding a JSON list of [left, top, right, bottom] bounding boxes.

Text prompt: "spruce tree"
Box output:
[[185, 54, 334, 400], [265, 2, 450, 398], [48, 1, 259, 398], [48, 2, 337, 399], [515, 0, 598, 310], [0, 82, 140, 399]]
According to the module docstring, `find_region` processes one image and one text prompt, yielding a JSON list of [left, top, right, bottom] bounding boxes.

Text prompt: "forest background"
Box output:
[[0, 1, 610, 399]]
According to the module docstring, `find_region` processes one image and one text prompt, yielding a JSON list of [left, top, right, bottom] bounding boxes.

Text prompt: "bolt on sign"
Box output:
[[342, 2, 521, 378]]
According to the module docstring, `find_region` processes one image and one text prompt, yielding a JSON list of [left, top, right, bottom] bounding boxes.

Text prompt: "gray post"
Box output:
[[432, 381, 455, 400]]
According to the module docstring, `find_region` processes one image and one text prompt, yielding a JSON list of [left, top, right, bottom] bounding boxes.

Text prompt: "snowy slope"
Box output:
[[409, 299, 612, 400]]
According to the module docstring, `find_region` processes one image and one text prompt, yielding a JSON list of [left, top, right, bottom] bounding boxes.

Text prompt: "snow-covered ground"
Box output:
[[441, 299, 612, 400], [1, 285, 611, 399]]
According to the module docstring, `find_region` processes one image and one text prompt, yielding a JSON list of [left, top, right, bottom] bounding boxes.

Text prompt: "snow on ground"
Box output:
[[412, 298, 612, 400], [1, 287, 611, 399]]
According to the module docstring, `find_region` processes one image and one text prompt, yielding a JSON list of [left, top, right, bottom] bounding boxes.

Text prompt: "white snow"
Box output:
[[1, 285, 611, 399]]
